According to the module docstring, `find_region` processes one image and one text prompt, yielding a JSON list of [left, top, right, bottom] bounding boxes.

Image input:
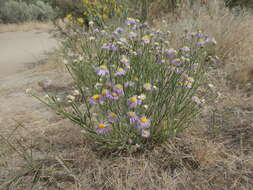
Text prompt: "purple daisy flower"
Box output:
[[180, 46, 190, 52], [44, 80, 53, 87], [115, 68, 126, 76], [186, 77, 194, 83], [171, 58, 183, 67], [196, 39, 207, 46], [93, 28, 100, 33], [127, 112, 139, 124], [142, 35, 152, 44], [95, 65, 109, 76], [140, 23, 149, 29], [107, 92, 119, 101], [101, 43, 117, 51], [183, 81, 193, 89], [141, 129, 150, 138], [166, 48, 177, 57], [143, 83, 153, 90], [195, 30, 204, 38], [113, 27, 124, 35], [95, 123, 110, 134], [128, 32, 138, 38], [136, 51, 143, 55], [125, 18, 137, 25], [120, 55, 130, 68], [127, 96, 142, 108], [132, 23, 149, 30], [151, 30, 164, 36], [107, 113, 118, 123], [136, 116, 151, 129], [113, 84, 124, 95], [118, 38, 128, 45], [132, 25, 140, 30], [100, 30, 108, 35], [101, 89, 110, 98], [90, 94, 103, 104]]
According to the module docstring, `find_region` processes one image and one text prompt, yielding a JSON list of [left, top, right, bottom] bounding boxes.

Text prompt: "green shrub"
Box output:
[[34, 18, 216, 153], [0, 0, 32, 23], [0, 0, 54, 24], [29, 1, 55, 21]]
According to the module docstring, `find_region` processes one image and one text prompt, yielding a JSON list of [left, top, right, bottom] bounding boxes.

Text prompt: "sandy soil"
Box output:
[[0, 30, 57, 75], [0, 30, 61, 133]]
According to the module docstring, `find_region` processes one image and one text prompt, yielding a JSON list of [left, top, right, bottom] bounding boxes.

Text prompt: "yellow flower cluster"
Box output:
[[66, 0, 123, 25]]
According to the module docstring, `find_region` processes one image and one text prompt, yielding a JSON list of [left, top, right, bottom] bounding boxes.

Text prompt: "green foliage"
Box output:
[[0, 0, 54, 24], [29, 1, 55, 22], [53, 0, 84, 19], [55, 0, 127, 27], [225, 0, 253, 8], [0, 1, 32, 23], [35, 19, 216, 153]]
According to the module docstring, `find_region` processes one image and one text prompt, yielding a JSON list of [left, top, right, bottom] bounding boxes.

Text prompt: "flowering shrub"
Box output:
[[64, 0, 125, 26], [36, 18, 216, 153]]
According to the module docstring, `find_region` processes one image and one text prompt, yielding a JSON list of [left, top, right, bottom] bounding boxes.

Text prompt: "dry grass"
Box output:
[[1, 1, 253, 189], [153, 0, 253, 85], [0, 22, 54, 33], [1, 119, 252, 190]]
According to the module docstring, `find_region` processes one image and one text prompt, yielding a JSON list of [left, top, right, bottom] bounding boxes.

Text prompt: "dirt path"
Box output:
[[0, 30, 57, 75], [0, 30, 64, 132]]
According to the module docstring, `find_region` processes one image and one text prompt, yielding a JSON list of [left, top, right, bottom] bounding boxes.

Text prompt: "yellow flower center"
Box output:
[[117, 68, 124, 72], [66, 14, 72, 20], [115, 84, 123, 89], [120, 56, 129, 64], [92, 94, 100, 100], [77, 17, 84, 24], [140, 117, 148, 123], [102, 89, 108, 95], [112, 92, 118, 97], [188, 77, 194, 82], [110, 113, 117, 118], [128, 112, 136, 117], [144, 83, 151, 88], [185, 81, 192, 86], [130, 97, 137, 103], [100, 65, 108, 70], [98, 124, 106, 129], [127, 17, 135, 21], [143, 35, 151, 40]]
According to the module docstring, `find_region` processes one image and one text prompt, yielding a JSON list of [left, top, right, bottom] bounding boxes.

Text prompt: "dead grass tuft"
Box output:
[[1, 122, 253, 190], [155, 0, 253, 87]]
